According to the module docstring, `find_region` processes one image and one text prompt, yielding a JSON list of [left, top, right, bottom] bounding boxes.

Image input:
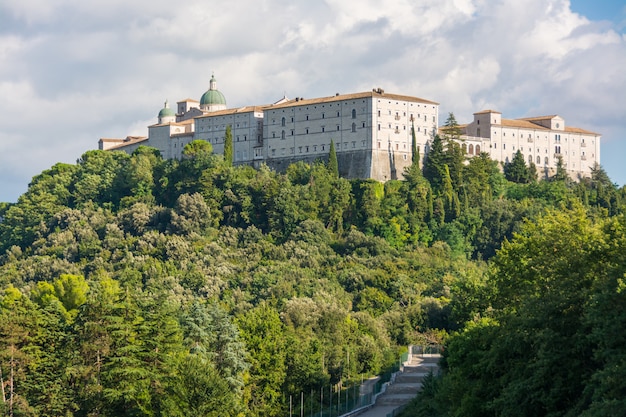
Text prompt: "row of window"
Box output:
[[277, 109, 360, 126], [270, 100, 367, 115], [197, 120, 250, 130], [495, 132, 591, 145], [461, 144, 482, 155], [269, 141, 368, 156], [493, 142, 590, 159], [272, 122, 367, 138]]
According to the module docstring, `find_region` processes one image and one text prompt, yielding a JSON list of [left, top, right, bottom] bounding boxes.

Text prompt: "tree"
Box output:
[[99, 288, 153, 416], [164, 353, 241, 417], [441, 112, 462, 140], [423, 135, 447, 193], [411, 120, 419, 165], [503, 150, 531, 183], [31, 274, 89, 321], [182, 302, 249, 391], [550, 155, 568, 183], [0, 287, 36, 417], [462, 153, 501, 206], [183, 140, 213, 160], [328, 139, 339, 178], [0, 163, 77, 252], [169, 193, 213, 234], [224, 125, 234, 167], [236, 304, 287, 417]]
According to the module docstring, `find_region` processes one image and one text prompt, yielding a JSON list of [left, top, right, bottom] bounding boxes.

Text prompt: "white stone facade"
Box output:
[[100, 77, 600, 181], [458, 110, 601, 178], [102, 83, 439, 181], [262, 90, 439, 180]]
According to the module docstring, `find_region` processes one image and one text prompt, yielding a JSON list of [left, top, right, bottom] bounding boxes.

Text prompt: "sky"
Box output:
[[0, 0, 625, 203]]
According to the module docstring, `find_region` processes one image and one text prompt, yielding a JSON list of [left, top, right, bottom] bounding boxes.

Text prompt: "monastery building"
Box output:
[[99, 75, 600, 181]]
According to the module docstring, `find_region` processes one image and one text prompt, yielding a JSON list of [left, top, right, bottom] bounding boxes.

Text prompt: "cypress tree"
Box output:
[[328, 139, 339, 178], [224, 125, 233, 167], [411, 120, 419, 165]]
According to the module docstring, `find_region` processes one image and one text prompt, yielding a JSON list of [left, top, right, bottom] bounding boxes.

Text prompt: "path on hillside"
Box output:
[[355, 354, 440, 417]]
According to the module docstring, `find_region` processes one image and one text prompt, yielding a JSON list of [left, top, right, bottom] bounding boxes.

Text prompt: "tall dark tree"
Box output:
[[552, 155, 568, 183], [423, 135, 447, 193], [411, 120, 419, 165], [504, 150, 531, 183], [441, 112, 462, 140], [224, 125, 234, 167], [328, 139, 339, 178], [439, 113, 465, 189]]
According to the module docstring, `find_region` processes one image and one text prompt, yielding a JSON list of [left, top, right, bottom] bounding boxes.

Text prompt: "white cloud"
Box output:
[[0, 0, 625, 202]]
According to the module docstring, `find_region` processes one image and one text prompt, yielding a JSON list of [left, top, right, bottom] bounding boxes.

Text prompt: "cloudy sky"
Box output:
[[1, 0, 625, 202]]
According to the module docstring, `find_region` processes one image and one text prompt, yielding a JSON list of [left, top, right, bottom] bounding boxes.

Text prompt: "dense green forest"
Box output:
[[0, 120, 624, 416]]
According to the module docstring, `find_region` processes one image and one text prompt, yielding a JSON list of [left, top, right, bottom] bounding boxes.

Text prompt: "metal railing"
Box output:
[[289, 346, 441, 417]]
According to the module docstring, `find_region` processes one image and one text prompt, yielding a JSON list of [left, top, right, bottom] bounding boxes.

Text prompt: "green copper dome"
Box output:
[[158, 100, 175, 119], [200, 75, 226, 107], [200, 89, 227, 106]]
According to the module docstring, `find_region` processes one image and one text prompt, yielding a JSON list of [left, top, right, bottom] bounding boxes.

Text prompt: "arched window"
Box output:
[[468, 144, 474, 155], [544, 157, 549, 165], [281, 117, 286, 127], [351, 109, 356, 119], [351, 122, 356, 133], [475, 145, 480, 154], [528, 155, 532, 164], [281, 130, 285, 140], [537, 156, 541, 164]]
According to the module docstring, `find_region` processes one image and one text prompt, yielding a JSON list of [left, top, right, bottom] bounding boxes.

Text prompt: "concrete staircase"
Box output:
[[375, 354, 440, 407], [352, 353, 440, 417]]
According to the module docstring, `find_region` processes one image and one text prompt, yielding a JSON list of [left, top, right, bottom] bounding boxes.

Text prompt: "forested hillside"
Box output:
[[0, 127, 624, 416]]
